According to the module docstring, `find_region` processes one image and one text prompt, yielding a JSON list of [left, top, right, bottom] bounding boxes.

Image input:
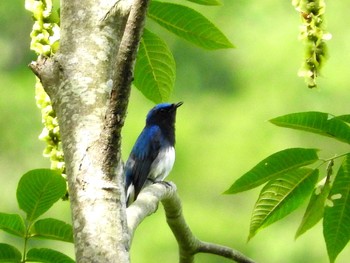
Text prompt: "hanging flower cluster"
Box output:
[[25, 0, 64, 174], [292, 0, 331, 88]]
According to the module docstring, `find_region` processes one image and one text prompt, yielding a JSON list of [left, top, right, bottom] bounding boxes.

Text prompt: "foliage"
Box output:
[[135, 0, 233, 102], [0, 169, 74, 262], [134, 28, 176, 104], [226, 111, 350, 263]]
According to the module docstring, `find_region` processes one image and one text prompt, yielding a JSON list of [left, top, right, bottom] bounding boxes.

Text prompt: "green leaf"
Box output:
[[17, 169, 66, 222], [270, 111, 350, 144], [30, 218, 74, 243], [249, 168, 318, 240], [324, 155, 350, 263], [0, 213, 26, 237], [148, 1, 234, 50], [336, 114, 350, 124], [224, 148, 319, 194], [295, 176, 331, 238], [185, 0, 222, 5], [326, 118, 350, 144], [26, 248, 75, 263], [0, 243, 21, 262], [270, 112, 329, 134], [134, 28, 175, 103]]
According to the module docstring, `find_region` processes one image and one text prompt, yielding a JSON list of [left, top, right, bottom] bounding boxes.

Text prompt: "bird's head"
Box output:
[[146, 102, 183, 127]]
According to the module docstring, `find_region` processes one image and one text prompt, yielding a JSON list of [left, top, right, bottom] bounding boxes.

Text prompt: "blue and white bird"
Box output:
[[125, 102, 183, 206]]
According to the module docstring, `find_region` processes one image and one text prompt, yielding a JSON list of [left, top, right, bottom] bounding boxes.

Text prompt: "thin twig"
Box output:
[[197, 241, 256, 263]]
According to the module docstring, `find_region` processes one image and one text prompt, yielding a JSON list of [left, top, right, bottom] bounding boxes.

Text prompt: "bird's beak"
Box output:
[[175, 102, 183, 108]]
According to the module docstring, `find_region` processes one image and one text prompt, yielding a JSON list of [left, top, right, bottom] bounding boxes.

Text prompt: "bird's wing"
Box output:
[[125, 125, 162, 200]]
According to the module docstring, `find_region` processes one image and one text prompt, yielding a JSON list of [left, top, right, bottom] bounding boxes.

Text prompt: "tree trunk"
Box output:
[[31, 0, 149, 262]]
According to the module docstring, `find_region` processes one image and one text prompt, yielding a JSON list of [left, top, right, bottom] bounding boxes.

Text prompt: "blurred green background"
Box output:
[[1, 0, 350, 262]]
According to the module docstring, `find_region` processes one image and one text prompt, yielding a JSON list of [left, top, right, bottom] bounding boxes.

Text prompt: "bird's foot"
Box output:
[[147, 178, 172, 188], [159, 181, 172, 187]]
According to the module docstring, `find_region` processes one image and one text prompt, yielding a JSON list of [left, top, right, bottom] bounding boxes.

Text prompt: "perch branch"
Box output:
[[127, 183, 256, 263]]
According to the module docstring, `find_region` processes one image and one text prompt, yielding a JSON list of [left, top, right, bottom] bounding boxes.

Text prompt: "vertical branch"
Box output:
[[101, 0, 151, 176]]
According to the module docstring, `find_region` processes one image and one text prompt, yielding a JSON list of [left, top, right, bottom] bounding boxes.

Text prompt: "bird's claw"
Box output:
[[158, 181, 172, 188], [147, 178, 172, 188]]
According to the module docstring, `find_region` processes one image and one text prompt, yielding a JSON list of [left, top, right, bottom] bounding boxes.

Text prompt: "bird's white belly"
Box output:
[[149, 147, 175, 181]]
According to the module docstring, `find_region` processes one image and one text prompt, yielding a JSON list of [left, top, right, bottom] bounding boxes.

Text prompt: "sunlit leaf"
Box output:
[[148, 1, 234, 49], [134, 28, 175, 103], [185, 0, 222, 5], [270, 111, 350, 144], [0, 213, 25, 237], [225, 148, 319, 194], [0, 243, 21, 262], [26, 248, 75, 263], [249, 168, 318, 240], [324, 154, 350, 263], [17, 169, 66, 221], [30, 218, 74, 243], [270, 111, 329, 134], [295, 176, 331, 238]]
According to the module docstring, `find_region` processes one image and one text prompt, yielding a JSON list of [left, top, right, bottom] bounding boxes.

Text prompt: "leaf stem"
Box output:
[[320, 152, 350, 164], [22, 222, 30, 262]]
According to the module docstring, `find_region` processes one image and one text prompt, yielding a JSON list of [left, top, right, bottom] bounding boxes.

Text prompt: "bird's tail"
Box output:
[[126, 184, 135, 207]]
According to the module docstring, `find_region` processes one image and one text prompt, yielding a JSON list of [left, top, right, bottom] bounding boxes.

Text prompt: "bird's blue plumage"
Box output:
[[125, 102, 182, 206]]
